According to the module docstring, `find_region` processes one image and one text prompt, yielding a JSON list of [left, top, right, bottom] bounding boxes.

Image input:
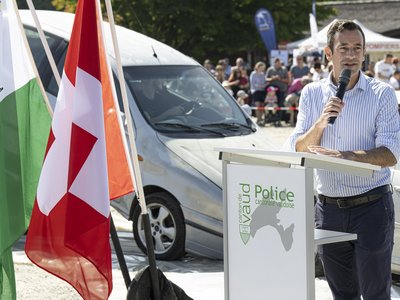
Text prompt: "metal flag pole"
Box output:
[[14, 0, 53, 116], [102, 0, 160, 299], [26, 0, 61, 87], [110, 216, 131, 288]]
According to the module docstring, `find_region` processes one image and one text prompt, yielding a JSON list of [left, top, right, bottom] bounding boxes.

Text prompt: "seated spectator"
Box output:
[[285, 76, 312, 126], [287, 75, 312, 96], [312, 62, 328, 81], [375, 53, 394, 83], [214, 64, 225, 83], [289, 55, 310, 84], [203, 59, 215, 75], [235, 57, 245, 69], [236, 90, 249, 106], [228, 66, 250, 97], [238, 66, 250, 91], [227, 66, 242, 97], [390, 71, 400, 90], [218, 58, 231, 79], [393, 57, 400, 72]]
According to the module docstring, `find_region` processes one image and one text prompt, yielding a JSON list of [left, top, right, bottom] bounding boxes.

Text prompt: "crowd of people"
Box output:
[[203, 55, 330, 127], [203, 51, 400, 127]]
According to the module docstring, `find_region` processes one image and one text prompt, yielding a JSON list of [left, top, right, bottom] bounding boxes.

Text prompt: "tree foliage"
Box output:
[[47, 0, 335, 62]]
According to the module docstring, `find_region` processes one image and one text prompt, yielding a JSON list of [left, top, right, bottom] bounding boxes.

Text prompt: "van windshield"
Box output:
[[124, 66, 255, 136]]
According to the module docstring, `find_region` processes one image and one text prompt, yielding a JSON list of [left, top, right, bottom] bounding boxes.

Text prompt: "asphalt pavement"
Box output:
[[12, 124, 400, 299]]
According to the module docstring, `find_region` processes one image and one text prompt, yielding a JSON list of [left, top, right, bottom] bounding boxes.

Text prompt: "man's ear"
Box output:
[[324, 46, 332, 61]]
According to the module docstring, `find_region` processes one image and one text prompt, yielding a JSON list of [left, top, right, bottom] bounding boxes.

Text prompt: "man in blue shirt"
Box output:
[[289, 20, 400, 300]]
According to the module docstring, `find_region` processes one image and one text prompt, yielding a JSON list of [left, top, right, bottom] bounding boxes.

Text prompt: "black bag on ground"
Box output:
[[126, 266, 193, 300]]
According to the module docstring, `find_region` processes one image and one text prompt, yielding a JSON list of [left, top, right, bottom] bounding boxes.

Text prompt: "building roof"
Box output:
[[319, 0, 400, 38]]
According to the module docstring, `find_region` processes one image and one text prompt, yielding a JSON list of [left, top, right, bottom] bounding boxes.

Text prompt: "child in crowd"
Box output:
[[264, 86, 280, 126], [236, 90, 249, 106]]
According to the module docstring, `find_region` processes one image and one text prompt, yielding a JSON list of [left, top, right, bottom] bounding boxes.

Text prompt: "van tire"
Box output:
[[132, 192, 186, 260]]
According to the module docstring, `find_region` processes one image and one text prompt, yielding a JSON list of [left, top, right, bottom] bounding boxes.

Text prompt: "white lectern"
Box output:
[[218, 148, 380, 300]]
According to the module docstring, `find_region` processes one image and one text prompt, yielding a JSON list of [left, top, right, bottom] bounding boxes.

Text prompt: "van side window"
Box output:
[[112, 73, 124, 113], [48, 50, 67, 96], [24, 26, 67, 94]]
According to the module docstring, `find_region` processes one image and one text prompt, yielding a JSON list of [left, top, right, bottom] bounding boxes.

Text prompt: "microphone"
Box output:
[[328, 68, 351, 124]]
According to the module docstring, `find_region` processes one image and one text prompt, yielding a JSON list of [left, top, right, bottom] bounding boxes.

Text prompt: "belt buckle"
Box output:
[[336, 198, 348, 208]]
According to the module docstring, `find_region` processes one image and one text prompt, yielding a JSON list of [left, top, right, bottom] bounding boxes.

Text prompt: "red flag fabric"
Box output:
[[24, 0, 132, 298]]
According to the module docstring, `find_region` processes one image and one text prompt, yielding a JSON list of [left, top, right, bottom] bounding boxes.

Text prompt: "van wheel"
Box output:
[[132, 192, 186, 260]]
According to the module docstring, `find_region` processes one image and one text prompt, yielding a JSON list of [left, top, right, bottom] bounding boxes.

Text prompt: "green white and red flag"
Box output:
[[0, 0, 52, 299]]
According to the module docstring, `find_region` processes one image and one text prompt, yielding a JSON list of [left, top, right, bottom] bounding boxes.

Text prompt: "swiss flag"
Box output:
[[25, 0, 133, 298]]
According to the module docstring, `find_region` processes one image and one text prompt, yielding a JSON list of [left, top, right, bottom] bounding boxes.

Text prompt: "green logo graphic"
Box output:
[[238, 182, 296, 248], [239, 224, 250, 244]]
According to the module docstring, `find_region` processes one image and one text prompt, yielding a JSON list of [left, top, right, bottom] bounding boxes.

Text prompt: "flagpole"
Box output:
[[26, 0, 61, 88], [102, 0, 161, 299], [94, 0, 135, 290], [13, 0, 53, 116], [94, 0, 135, 189], [102, 1, 147, 216]]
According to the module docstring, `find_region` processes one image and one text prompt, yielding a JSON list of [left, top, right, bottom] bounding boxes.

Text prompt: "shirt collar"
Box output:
[[327, 70, 367, 92]]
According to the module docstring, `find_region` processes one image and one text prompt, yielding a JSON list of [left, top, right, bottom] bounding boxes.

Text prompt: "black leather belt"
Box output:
[[318, 184, 392, 208]]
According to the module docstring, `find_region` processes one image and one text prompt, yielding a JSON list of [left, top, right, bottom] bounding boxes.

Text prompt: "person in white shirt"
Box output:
[[289, 20, 400, 300], [311, 62, 329, 81], [390, 71, 400, 90], [374, 53, 394, 83]]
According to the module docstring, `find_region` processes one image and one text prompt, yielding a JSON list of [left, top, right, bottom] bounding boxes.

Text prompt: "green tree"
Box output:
[[50, 0, 334, 63]]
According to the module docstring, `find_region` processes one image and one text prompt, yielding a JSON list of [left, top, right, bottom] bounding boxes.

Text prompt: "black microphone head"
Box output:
[[338, 69, 351, 85], [328, 68, 351, 125]]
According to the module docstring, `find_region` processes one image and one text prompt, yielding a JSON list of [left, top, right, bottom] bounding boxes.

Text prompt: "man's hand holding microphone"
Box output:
[[318, 69, 352, 129]]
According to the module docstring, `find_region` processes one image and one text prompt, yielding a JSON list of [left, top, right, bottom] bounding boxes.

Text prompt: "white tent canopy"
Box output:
[[287, 19, 400, 53]]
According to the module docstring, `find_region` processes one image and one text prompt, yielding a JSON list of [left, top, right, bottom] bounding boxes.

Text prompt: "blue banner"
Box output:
[[254, 8, 277, 53]]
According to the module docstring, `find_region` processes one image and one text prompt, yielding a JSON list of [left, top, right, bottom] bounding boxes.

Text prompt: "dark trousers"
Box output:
[[315, 192, 394, 300], [277, 91, 286, 122]]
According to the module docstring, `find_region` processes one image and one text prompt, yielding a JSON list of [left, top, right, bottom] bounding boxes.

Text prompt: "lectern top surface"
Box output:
[[216, 147, 380, 172]]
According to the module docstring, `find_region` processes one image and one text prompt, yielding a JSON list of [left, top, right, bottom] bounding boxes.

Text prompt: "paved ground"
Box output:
[[13, 207, 400, 299], [11, 124, 400, 299]]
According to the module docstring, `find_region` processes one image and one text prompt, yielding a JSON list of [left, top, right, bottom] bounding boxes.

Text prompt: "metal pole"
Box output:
[[110, 216, 131, 289], [102, 0, 160, 299]]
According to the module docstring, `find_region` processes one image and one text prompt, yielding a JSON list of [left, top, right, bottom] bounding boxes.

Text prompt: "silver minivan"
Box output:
[[20, 10, 277, 260]]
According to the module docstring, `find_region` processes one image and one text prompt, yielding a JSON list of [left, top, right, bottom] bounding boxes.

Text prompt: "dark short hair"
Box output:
[[314, 62, 322, 69], [327, 20, 365, 53]]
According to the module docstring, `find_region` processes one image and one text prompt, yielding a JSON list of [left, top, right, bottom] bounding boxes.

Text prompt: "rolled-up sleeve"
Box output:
[[288, 85, 313, 151], [376, 87, 400, 161]]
